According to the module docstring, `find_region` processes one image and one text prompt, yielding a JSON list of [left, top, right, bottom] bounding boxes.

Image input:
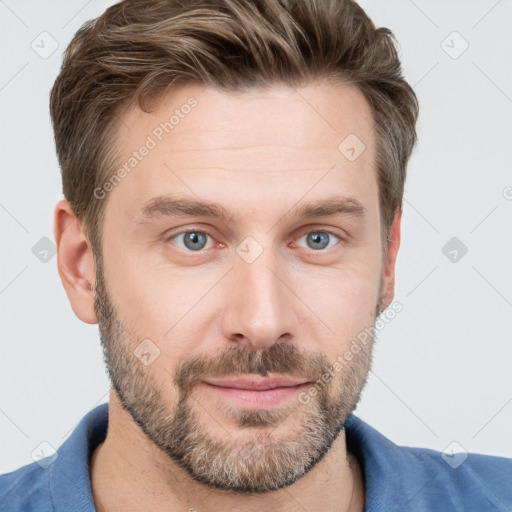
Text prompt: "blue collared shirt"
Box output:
[[1, 403, 511, 511]]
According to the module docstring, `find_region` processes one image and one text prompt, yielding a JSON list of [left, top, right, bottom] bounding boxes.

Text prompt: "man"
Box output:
[[1, 0, 511, 510]]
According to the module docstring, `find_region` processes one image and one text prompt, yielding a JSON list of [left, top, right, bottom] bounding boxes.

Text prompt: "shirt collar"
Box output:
[[344, 413, 439, 511], [49, 403, 434, 511], [50, 402, 108, 511]]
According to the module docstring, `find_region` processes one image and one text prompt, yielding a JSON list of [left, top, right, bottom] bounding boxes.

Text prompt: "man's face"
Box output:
[[94, 82, 388, 493]]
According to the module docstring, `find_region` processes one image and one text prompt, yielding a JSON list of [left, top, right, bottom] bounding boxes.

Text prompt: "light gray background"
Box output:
[[1, 0, 511, 474]]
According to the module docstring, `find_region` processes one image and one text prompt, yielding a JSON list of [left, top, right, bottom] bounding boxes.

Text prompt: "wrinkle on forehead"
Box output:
[[116, 82, 375, 164]]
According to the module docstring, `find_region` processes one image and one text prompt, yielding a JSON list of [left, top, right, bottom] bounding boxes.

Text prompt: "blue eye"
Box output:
[[168, 231, 213, 251], [296, 231, 340, 251], [167, 229, 342, 253]]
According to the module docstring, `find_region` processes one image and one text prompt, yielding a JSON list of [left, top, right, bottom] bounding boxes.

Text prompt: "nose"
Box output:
[[221, 242, 298, 351]]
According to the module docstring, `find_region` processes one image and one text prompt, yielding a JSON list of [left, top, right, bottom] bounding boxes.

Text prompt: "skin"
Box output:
[[54, 81, 401, 512]]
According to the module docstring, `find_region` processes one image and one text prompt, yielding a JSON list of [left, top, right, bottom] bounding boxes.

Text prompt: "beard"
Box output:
[[93, 257, 378, 494]]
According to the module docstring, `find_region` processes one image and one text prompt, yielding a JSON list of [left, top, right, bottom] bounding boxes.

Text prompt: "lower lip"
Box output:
[[200, 382, 311, 409]]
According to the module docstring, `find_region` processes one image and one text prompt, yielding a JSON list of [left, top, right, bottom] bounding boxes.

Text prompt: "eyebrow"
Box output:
[[136, 194, 366, 224]]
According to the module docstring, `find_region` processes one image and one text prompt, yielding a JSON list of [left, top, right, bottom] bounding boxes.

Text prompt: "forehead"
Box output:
[[106, 81, 377, 224]]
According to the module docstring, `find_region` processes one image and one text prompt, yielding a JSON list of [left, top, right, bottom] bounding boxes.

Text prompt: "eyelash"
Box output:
[[165, 228, 345, 254]]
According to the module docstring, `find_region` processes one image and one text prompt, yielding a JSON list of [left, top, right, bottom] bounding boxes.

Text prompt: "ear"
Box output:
[[53, 199, 98, 324], [379, 208, 402, 312]]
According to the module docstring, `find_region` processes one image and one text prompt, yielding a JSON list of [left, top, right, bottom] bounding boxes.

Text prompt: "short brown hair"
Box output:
[[50, 0, 418, 258]]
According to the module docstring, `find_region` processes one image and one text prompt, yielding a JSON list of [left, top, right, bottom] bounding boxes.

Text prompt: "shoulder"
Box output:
[[406, 445, 512, 507], [0, 460, 53, 511], [0, 403, 108, 512], [345, 414, 512, 511]]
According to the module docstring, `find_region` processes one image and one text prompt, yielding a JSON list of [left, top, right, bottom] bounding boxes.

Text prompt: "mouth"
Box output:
[[199, 375, 312, 409]]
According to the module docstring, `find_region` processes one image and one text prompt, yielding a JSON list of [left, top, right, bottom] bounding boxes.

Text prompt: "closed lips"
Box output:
[[202, 377, 310, 391]]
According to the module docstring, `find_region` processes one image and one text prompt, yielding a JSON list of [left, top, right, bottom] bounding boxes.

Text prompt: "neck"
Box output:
[[90, 394, 365, 512]]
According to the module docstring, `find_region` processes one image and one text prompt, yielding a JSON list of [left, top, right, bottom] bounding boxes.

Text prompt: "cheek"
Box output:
[[103, 246, 219, 360], [291, 260, 380, 348]]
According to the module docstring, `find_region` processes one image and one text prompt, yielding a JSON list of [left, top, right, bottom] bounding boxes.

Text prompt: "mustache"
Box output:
[[173, 342, 331, 392]]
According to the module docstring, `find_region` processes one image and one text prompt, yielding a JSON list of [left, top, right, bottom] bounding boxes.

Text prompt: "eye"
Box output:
[[167, 230, 215, 252], [295, 231, 342, 251]]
